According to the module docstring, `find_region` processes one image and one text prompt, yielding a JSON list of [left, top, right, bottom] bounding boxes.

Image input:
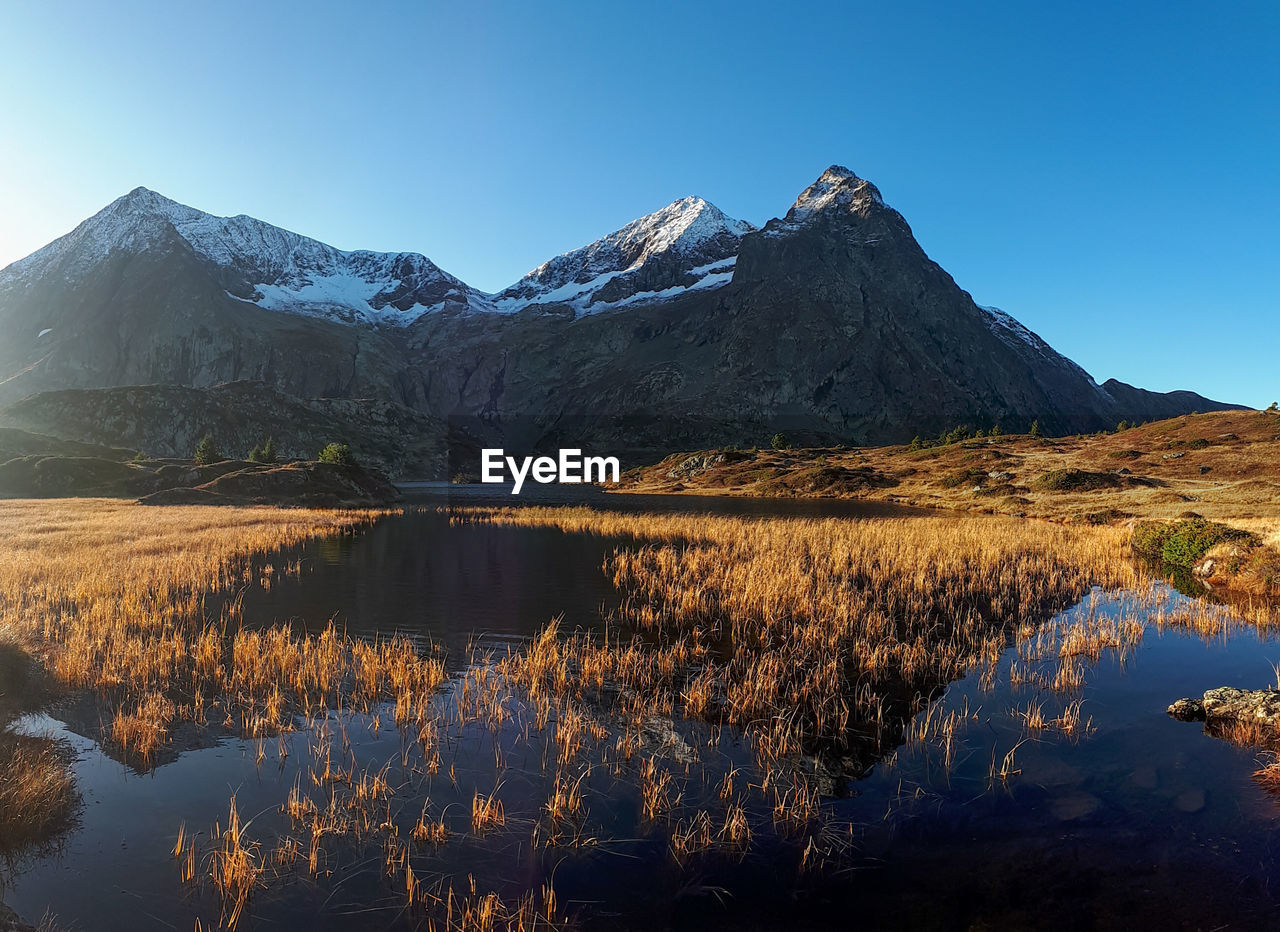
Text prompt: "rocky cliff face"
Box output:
[[0, 169, 1244, 474]]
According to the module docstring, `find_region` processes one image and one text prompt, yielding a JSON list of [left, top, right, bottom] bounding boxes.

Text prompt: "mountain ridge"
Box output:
[[0, 166, 1247, 474]]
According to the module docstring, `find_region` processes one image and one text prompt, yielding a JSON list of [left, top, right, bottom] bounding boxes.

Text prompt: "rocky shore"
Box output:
[[1168, 687, 1280, 726]]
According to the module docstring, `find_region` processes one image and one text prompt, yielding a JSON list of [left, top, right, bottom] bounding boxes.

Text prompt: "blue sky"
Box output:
[[1, 0, 1275, 405]]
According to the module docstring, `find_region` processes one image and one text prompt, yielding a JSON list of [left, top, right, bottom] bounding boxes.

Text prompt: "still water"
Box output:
[[6, 490, 1280, 930]]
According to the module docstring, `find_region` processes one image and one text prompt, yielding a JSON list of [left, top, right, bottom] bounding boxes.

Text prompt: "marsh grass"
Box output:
[[471, 506, 1138, 766], [5, 499, 1279, 929], [0, 730, 77, 862]]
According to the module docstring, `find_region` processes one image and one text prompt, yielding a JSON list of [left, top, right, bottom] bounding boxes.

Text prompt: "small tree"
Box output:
[[194, 434, 220, 466], [1116, 420, 1130, 432], [908, 435, 926, 452], [770, 432, 791, 451], [318, 442, 356, 466], [249, 437, 277, 464], [1029, 420, 1042, 438], [1268, 401, 1279, 412], [990, 424, 1003, 437]]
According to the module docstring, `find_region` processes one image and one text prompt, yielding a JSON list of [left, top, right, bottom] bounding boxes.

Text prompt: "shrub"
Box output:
[[1131, 518, 1257, 568], [1032, 469, 1122, 492], [194, 435, 220, 466], [318, 443, 356, 466], [770, 433, 791, 451], [939, 467, 986, 489]]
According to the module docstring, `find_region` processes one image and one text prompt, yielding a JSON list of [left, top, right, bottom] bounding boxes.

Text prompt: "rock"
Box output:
[[665, 452, 726, 480], [1130, 766, 1159, 789], [1167, 697, 1206, 721], [1174, 788, 1206, 813], [1193, 559, 1215, 577], [1163, 451, 1187, 460], [638, 715, 697, 764], [987, 471, 1014, 481], [1203, 686, 1280, 723], [1051, 792, 1101, 821], [1168, 687, 1280, 726]]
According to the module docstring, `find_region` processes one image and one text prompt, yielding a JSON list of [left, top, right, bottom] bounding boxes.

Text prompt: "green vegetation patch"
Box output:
[[1032, 469, 1124, 493], [1131, 518, 1258, 568]]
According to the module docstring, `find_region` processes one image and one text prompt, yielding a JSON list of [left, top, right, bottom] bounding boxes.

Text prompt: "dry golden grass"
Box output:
[[470, 789, 506, 834], [0, 500, 455, 767], [209, 796, 263, 929], [0, 730, 77, 859], [473, 506, 1135, 766]]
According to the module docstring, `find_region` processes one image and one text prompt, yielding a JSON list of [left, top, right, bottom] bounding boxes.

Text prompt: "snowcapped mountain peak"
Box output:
[[618, 196, 754, 258], [492, 196, 756, 314], [2, 188, 491, 325]]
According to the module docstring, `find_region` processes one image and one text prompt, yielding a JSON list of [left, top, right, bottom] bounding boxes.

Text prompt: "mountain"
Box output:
[[0, 169, 1245, 476]]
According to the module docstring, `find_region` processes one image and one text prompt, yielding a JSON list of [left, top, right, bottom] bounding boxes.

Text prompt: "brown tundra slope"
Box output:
[[622, 409, 1280, 543]]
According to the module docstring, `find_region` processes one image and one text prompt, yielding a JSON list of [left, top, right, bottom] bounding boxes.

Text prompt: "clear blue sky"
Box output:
[[2, 0, 1276, 406]]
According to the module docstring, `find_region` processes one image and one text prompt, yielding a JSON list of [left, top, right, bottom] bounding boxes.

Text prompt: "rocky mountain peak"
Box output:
[[491, 195, 755, 313], [776, 165, 887, 230]]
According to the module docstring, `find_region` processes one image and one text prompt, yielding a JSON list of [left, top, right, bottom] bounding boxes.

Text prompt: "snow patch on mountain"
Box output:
[[980, 305, 1112, 398], [492, 197, 753, 313], [979, 305, 1045, 351]]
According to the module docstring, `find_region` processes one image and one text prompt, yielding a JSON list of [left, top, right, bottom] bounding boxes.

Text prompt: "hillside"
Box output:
[[0, 381, 451, 479], [622, 409, 1280, 536]]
